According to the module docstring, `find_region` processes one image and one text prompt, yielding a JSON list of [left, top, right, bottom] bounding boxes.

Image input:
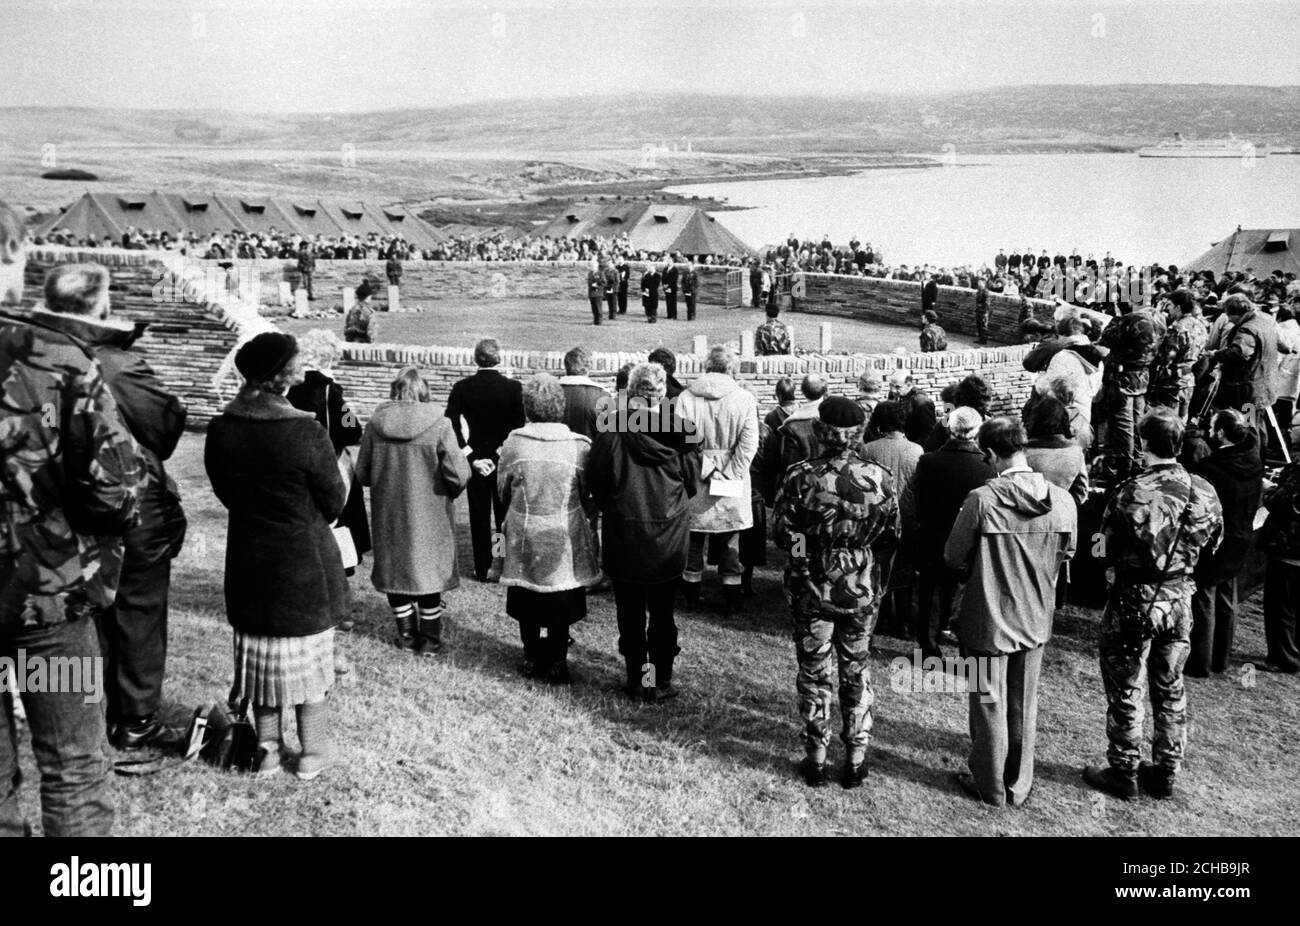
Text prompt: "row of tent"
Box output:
[[37, 191, 447, 250], [37, 192, 756, 257]]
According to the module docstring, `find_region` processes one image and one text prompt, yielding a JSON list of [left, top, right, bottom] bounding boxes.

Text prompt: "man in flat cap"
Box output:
[[773, 396, 900, 789]]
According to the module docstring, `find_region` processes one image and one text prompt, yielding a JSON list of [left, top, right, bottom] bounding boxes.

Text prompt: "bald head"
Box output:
[[801, 373, 828, 401]]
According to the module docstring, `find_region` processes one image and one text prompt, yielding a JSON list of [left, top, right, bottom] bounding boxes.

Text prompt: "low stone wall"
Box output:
[[795, 272, 1054, 343], [21, 246, 1038, 429]]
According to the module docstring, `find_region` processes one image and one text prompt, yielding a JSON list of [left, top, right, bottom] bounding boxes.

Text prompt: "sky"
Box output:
[[2, 0, 1298, 112]]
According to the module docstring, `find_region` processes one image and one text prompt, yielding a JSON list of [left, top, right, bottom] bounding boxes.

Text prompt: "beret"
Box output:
[[819, 395, 865, 427]]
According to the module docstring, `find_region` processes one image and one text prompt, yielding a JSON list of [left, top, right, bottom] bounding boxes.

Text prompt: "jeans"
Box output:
[[0, 617, 113, 837], [98, 558, 171, 724], [684, 532, 742, 586], [466, 470, 505, 581], [613, 580, 678, 685]]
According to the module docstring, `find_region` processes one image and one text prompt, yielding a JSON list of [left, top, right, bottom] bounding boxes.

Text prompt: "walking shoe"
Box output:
[[1082, 764, 1137, 800], [842, 760, 868, 790], [800, 757, 829, 788], [110, 717, 186, 753], [1137, 761, 1176, 799]]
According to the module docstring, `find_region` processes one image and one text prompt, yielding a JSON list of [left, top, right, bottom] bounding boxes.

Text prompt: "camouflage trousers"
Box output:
[[791, 588, 876, 760], [1099, 579, 1193, 774]]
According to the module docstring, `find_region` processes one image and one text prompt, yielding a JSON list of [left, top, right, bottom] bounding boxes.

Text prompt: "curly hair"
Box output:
[[522, 372, 566, 423], [951, 374, 993, 416], [296, 328, 343, 373]]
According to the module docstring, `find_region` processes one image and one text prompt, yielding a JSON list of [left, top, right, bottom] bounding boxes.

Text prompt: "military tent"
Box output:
[[534, 202, 754, 257], [1185, 227, 1300, 278]]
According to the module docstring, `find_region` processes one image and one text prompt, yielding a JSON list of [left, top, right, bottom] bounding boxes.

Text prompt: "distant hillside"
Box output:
[[3, 85, 1299, 153]]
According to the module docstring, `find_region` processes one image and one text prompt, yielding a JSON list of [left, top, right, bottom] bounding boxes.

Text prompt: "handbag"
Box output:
[[197, 699, 259, 773]]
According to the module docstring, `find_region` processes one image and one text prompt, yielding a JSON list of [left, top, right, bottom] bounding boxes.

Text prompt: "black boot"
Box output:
[[722, 585, 744, 616], [393, 612, 416, 651], [415, 614, 445, 657], [741, 566, 755, 597], [624, 661, 644, 700], [1083, 764, 1137, 800], [1137, 760, 1175, 799], [546, 630, 572, 685], [842, 758, 869, 790], [679, 580, 701, 610], [800, 756, 829, 788]]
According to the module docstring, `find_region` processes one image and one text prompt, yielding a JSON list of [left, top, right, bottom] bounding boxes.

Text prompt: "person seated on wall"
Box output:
[[344, 280, 376, 343], [919, 311, 948, 353], [1018, 296, 1054, 343]]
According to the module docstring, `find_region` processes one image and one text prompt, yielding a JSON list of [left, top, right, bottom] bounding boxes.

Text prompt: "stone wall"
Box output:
[[795, 272, 1055, 343], [21, 246, 1038, 429]]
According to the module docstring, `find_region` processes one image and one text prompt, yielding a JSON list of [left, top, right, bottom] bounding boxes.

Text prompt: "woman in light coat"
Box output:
[[356, 367, 471, 656], [674, 345, 758, 614], [498, 373, 599, 684]]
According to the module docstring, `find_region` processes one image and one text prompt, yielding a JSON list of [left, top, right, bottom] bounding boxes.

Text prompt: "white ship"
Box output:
[[1137, 132, 1269, 158]]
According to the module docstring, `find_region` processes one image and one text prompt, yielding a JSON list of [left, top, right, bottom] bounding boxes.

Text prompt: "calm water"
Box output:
[[667, 153, 1300, 268]]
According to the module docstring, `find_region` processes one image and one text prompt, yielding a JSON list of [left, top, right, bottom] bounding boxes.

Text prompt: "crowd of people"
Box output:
[[4, 190, 1300, 838]]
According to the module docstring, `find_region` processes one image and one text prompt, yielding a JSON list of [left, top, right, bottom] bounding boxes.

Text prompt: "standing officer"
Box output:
[[681, 257, 698, 321], [640, 262, 661, 323], [616, 256, 631, 315], [974, 277, 990, 344], [772, 397, 900, 789], [749, 259, 763, 308], [602, 257, 619, 321], [296, 240, 316, 301], [1084, 410, 1222, 800], [662, 257, 679, 320], [586, 259, 603, 326]]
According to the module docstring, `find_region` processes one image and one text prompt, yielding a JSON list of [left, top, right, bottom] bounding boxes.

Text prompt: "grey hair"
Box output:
[[564, 345, 591, 376], [948, 405, 983, 441], [704, 345, 738, 375], [43, 263, 110, 316], [297, 328, 343, 372], [522, 372, 567, 424], [627, 362, 667, 403]]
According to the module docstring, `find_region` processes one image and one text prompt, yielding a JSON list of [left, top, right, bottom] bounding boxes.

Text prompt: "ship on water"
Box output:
[[1137, 132, 1270, 158]]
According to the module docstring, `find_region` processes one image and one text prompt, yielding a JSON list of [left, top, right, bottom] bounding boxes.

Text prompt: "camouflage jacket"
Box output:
[[755, 318, 791, 356], [773, 441, 900, 615], [1099, 461, 1222, 588], [919, 323, 948, 353], [1099, 306, 1167, 395], [0, 311, 144, 628], [1150, 313, 1208, 394]]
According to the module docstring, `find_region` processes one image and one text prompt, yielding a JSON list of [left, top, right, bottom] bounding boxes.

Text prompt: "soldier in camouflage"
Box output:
[[754, 305, 791, 356], [0, 198, 145, 836], [919, 311, 948, 353], [1084, 409, 1223, 801], [1097, 301, 1167, 477], [773, 396, 900, 790], [1147, 291, 1208, 422]]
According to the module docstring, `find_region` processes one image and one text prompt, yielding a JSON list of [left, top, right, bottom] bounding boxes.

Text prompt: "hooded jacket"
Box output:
[[356, 400, 471, 595], [675, 373, 759, 533], [587, 404, 703, 584], [205, 389, 348, 637], [944, 469, 1077, 654]]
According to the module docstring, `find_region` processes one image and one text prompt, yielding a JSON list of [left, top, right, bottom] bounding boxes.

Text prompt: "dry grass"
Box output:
[[15, 434, 1298, 836]]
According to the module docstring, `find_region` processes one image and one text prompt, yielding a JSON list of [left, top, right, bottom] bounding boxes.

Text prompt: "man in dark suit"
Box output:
[[681, 258, 698, 321], [616, 257, 631, 314], [445, 339, 525, 581], [602, 258, 619, 321], [641, 263, 661, 323], [748, 259, 763, 308], [586, 260, 603, 325], [662, 258, 679, 320], [921, 272, 939, 318]]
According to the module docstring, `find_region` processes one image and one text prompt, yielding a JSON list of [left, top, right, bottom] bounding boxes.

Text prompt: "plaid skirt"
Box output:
[[232, 628, 334, 708]]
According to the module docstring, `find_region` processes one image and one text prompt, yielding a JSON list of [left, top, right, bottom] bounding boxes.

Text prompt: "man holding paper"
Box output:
[[675, 346, 758, 615]]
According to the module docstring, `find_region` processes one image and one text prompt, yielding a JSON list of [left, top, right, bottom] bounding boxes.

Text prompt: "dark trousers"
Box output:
[[665, 290, 677, 319], [684, 293, 696, 321], [613, 580, 678, 686], [975, 310, 989, 342], [1105, 392, 1146, 471], [299, 270, 314, 299], [589, 297, 602, 325], [605, 293, 618, 320], [617, 290, 628, 314], [466, 470, 505, 581], [750, 283, 761, 308], [876, 586, 913, 638], [1187, 579, 1237, 676], [967, 645, 1044, 807], [98, 558, 171, 724], [1263, 558, 1300, 671], [519, 621, 568, 666], [914, 567, 956, 656], [643, 296, 658, 322], [0, 617, 113, 837]]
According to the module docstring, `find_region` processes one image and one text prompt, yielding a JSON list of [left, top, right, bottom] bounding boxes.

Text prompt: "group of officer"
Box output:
[[585, 253, 698, 325]]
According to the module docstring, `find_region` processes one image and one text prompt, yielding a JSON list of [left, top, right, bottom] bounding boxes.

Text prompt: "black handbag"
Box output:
[[196, 699, 259, 773]]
